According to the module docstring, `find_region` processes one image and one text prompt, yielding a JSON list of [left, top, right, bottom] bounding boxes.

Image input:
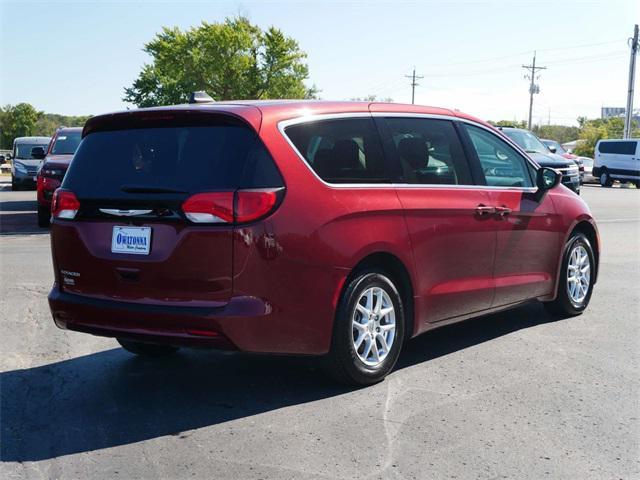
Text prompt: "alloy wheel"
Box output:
[[352, 287, 396, 366], [567, 244, 591, 305]]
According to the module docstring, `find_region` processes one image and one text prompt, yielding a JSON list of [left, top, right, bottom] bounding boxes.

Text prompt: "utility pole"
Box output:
[[405, 68, 424, 105], [523, 52, 546, 130], [623, 24, 639, 139]]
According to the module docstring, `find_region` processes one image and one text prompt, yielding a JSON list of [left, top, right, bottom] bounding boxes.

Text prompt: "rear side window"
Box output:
[[63, 124, 282, 199], [598, 141, 637, 155], [464, 124, 534, 188], [383, 117, 473, 185], [284, 118, 389, 183]]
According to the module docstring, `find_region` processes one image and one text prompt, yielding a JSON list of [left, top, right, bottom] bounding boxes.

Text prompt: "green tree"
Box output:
[[532, 125, 580, 145], [573, 117, 633, 157], [0, 103, 42, 149], [124, 16, 317, 107], [488, 120, 528, 129]]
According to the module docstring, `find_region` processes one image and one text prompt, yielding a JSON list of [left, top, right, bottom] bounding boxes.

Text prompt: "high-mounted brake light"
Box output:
[[181, 189, 281, 224], [51, 189, 80, 219]]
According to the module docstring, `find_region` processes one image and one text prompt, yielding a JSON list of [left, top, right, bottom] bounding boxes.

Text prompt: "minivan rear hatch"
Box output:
[[51, 108, 283, 306]]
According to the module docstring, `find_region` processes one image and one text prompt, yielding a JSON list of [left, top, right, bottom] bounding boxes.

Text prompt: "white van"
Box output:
[[593, 139, 640, 187]]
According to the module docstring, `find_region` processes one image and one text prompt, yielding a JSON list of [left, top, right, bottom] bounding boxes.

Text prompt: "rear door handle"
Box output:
[[475, 204, 496, 216]]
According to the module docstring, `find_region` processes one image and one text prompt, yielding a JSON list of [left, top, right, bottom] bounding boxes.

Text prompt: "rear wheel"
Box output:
[[544, 232, 595, 317], [324, 271, 405, 386], [37, 205, 50, 228], [117, 338, 179, 356], [599, 169, 613, 187]]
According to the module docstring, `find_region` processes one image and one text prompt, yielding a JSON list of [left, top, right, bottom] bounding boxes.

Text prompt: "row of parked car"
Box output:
[[10, 127, 82, 226], [9, 121, 639, 233]]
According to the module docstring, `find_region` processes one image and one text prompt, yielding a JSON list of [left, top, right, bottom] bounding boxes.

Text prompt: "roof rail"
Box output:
[[189, 91, 214, 104]]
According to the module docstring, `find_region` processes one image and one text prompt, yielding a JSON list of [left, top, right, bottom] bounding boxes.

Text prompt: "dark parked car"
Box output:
[[499, 127, 581, 194], [48, 99, 599, 385], [36, 127, 83, 227]]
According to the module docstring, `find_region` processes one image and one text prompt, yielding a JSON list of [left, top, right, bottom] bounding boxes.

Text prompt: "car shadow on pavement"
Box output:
[[0, 199, 48, 235], [1, 301, 561, 462]]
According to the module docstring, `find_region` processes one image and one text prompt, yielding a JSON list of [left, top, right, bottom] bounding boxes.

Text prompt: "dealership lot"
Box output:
[[1, 179, 639, 479]]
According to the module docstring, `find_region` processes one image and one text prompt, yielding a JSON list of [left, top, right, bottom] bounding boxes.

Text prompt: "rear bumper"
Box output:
[[48, 285, 274, 351]]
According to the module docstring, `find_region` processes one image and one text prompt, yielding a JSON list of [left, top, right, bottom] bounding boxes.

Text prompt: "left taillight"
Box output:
[[51, 189, 80, 220], [182, 188, 282, 224]]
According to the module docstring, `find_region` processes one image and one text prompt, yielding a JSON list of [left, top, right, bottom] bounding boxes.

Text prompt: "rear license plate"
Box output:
[[111, 226, 151, 255]]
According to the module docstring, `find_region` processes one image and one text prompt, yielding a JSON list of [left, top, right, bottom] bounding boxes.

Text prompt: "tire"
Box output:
[[324, 270, 405, 386], [599, 169, 613, 187], [544, 232, 596, 317], [11, 176, 18, 191], [37, 205, 50, 228], [117, 338, 179, 356]]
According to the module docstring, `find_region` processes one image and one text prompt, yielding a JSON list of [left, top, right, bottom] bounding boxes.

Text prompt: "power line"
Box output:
[[404, 68, 424, 104], [523, 52, 547, 130]]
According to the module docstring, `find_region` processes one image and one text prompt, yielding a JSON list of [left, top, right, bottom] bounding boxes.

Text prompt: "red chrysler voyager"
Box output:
[[48, 98, 599, 385]]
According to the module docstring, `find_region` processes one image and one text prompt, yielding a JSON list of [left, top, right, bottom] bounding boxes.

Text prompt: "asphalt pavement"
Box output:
[[1, 177, 639, 480]]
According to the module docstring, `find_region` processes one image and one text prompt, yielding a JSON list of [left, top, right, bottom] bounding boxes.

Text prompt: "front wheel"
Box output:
[[544, 232, 595, 317], [324, 271, 405, 386], [117, 338, 179, 356]]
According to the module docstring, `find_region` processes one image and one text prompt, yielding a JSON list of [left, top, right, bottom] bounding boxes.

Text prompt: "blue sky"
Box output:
[[1, 0, 638, 125]]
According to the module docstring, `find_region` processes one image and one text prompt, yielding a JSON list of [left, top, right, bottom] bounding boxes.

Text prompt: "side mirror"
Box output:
[[547, 145, 557, 154], [536, 167, 561, 200], [31, 146, 46, 159]]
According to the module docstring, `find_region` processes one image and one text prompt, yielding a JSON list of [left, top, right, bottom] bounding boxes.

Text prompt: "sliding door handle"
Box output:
[[475, 204, 496, 216], [495, 206, 512, 217]]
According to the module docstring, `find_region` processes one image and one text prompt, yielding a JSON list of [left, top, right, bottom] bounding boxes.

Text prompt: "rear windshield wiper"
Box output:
[[121, 185, 187, 194]]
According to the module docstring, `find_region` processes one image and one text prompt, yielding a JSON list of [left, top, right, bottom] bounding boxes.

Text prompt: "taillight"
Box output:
[[235, 189, 279, 223], [51, 189, 80, 219], [182, 188, 281, 224], [182, 192, 234, 223]]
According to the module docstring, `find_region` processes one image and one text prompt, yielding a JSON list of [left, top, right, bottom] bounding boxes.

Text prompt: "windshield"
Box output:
[[502, 129, 548, 154], [51, 131, 82, 155], [14, 143, 47, 159]]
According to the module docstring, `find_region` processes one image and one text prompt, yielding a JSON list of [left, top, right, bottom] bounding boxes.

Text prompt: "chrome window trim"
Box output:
[[277, 112, 540, 192]]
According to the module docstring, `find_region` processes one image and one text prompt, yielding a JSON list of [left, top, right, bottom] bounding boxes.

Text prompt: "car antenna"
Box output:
[[189, 91, 214, 104]]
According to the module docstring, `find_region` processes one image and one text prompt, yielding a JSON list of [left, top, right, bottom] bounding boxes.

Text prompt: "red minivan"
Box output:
[[48, 99, 599, 385]]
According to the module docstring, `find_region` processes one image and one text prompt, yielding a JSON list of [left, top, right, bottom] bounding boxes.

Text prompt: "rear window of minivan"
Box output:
[[598, 141, 637, 155], [63, 121, 282, 200]]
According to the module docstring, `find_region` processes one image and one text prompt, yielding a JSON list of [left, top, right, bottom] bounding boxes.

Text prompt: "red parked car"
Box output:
[[48, 98, 599, 385], [37, 127, 83, 227]]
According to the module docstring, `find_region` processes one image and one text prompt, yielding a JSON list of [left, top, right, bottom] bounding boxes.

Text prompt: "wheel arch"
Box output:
[[571, 220, 600, 284], [343, 251, 416, 341]]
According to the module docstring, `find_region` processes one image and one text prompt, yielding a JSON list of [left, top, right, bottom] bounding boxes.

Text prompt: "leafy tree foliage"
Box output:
[[532, 125, 580, 145], [0, 103, 41, 149], [0, 104, 90, 150], [123, 17, 317, 107], [573, 117, 638, 157]]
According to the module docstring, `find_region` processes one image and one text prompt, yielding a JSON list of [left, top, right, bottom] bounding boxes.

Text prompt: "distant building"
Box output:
[[601, 107, 640, 120]]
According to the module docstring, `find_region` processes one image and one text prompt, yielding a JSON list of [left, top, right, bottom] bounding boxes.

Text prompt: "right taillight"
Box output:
[[182, 188, 282, 224], [51, 189, 80, 219]]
